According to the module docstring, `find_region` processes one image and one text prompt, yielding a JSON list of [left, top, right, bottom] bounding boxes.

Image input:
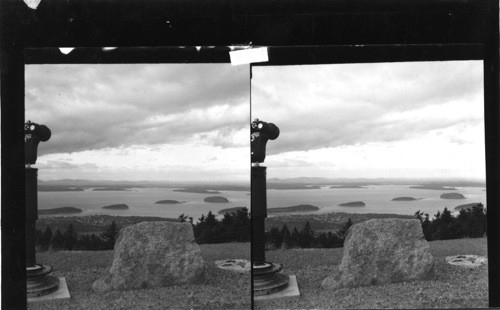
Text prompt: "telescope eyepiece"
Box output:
[[251, 119, 280, 164], [250, 119, 280, 140], [25, 121, 51, 165]]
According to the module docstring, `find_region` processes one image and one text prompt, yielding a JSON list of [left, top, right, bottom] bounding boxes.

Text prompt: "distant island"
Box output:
[[93, 187, 130, 191], [454, 202, 482, 211], [410, 185, 457, 190], [268, 204, 320, 214], [391, 197, 420, 201], [267, 184, 321, 190], [174, 188, 221, 194], [155, 200, 183, 204], [38, 186, 84, 192], [218, 207, 246, 215], [39, 207, 83, 215], [440, 193, 466, 199], [329, 185, 367, 189], [102, 204, 129, 210], [339, 201, 366, 207], [204, 196, 229, 203]]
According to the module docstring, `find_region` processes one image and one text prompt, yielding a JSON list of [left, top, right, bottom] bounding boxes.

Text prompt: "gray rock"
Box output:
[[92, 221, 205, 292], [322, 218, 434, 290]]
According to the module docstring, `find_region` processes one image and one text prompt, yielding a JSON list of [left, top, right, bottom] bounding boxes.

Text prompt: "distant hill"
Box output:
[[330, 185, 367, 189], [38, 185, 84, 192], [174, 188, 221, 194], [441, 193, 466, 199], [36, 214, 177, 234], [268, 204, 320, 214], [266, 177, 485, 187], [37, 179, 249, 191], [265, 212, 414, 232], [267, 184, 321, 190], [218, 207, 246, 215], [410, 185, 456, 190], [39, 207, 83, 215], [454, 202, 482, 211]]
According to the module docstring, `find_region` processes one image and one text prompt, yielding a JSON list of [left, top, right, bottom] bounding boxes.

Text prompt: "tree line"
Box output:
[[265, 218, 353, 249], [180, 207, 251, 244], [265, 204, 487, 250], [415, 203, 487, 241], [34, 204, 486, 252], [35, 221, 120, 251]]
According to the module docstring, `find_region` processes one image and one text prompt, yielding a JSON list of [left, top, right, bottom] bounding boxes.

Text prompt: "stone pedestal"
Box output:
[[251, 165, 289, 296], [26, 168, 61, 298]]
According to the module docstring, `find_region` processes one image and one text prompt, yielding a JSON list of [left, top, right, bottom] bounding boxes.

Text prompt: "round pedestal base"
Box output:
[[253, 262, 289, 296], [27, 264, 60, 298]]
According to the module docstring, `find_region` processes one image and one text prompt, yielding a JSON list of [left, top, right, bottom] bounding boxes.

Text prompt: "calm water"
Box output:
[[39, 185, 486, 219], [267, 185, 487, 216], [38, 188, 250, 220]]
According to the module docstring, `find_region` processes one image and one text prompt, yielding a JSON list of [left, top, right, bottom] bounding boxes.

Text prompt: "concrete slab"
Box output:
[[254, 275, 300, 301], [28, 278, 70, 303]]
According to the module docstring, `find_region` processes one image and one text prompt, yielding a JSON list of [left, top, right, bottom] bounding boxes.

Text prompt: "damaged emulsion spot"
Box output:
[[23, 0, 42, 10]]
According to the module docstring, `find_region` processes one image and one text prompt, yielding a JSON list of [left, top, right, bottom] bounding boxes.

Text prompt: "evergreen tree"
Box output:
[[51, 229, 64, 250], [267, 227, 282, 249], [290, 228, 300, 248], [281, 224, 292, 249], [90, 234, 103, 250], [101, 221, 120, 249], [41, 226, 53, 251], [298, 222, 314, 248], [63, 224, 77, 250], [336, 218, 353, 244]]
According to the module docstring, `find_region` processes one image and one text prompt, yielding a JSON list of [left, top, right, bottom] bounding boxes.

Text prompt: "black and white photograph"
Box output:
[[250, 61, 488, 309], [2, 1, 499, 309], [24, 63, 251, 309]]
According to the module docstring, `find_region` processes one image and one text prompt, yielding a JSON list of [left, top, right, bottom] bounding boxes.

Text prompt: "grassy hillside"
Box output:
[[257, 238, 487, 309], [30, 243, 250, 310]]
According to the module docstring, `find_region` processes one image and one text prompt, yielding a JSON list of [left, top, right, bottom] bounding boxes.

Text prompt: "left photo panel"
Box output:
[[25, 62, 251, 309]]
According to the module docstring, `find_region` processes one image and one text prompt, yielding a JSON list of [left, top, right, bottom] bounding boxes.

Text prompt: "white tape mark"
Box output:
[[23, 0, 41, 10], [230, 47, 268, 66], [195, 46, 201, 52], [102, 47, 117, 51], [59, 48, 75, 55]]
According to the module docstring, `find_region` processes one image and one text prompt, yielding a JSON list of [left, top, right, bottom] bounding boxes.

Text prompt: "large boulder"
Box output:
[[92, 221, 205, 292], [322, 218, 434, 289]]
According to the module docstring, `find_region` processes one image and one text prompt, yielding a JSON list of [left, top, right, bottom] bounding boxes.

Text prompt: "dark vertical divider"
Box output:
[[484, 0, 500, 307], [1, 2, 27, 307]]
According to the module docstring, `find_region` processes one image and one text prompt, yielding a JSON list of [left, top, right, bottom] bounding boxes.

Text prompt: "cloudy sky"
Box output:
[[251, 61, 485, 180], [26, 64, 250, 182]]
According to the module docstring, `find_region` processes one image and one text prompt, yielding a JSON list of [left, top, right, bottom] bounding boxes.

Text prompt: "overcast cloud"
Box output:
[[251, 61, 485, 179], [26, 64, 249, 156], [26, 64, 249, 181]]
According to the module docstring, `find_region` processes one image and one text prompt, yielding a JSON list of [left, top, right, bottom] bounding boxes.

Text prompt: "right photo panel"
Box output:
[[250, 61, 487, 309]]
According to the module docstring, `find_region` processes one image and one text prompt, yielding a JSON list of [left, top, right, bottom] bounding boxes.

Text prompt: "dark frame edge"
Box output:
[[484, 0, 500, 307]]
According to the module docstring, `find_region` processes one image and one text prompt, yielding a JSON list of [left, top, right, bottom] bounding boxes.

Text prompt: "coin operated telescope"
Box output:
[[25, 121, 60, 297], [251, 119, 289, 296]]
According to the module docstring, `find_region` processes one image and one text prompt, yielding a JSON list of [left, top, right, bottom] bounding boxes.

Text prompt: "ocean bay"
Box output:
[[266, 184, 487, 217], [38, 184, 486, 220], [38, 187, 250, 220]]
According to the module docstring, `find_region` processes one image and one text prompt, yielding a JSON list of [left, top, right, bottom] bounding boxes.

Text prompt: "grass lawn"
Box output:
[[30, 242, 250, 310], [256, 238, 488, 309]]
